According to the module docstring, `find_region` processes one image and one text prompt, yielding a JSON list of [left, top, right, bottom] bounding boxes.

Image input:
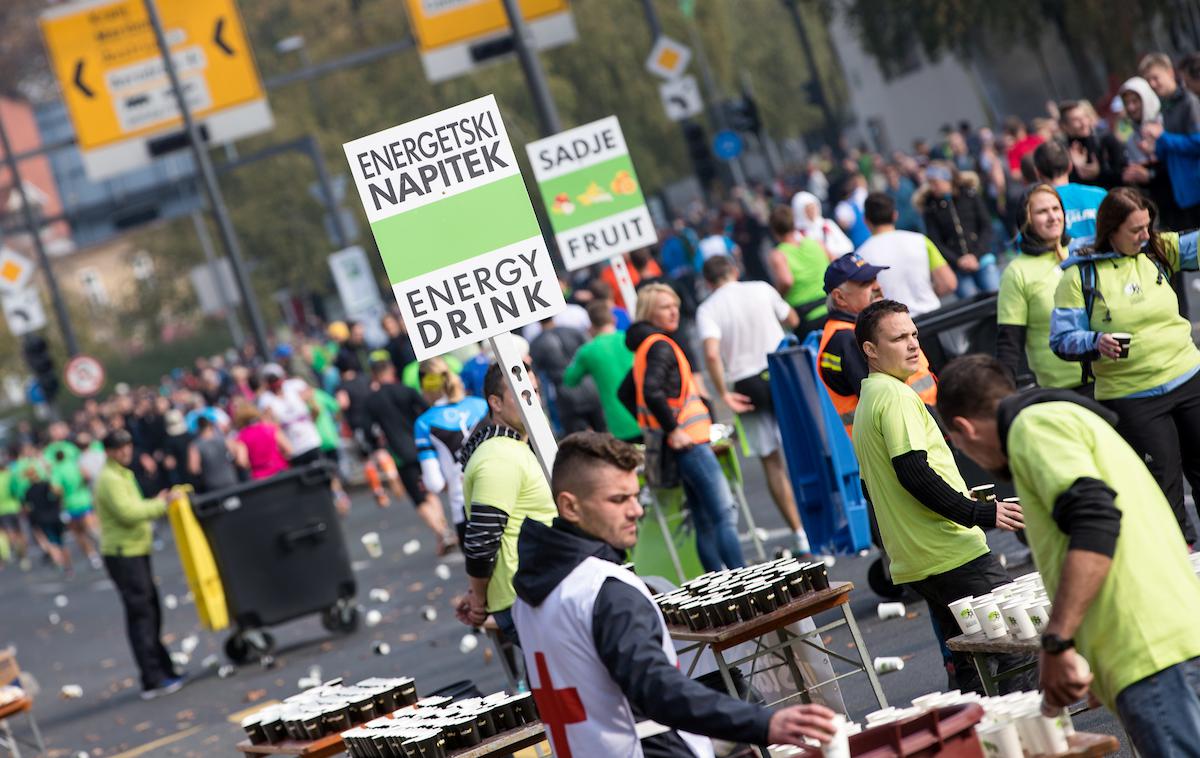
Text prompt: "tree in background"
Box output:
[[827, 0, 1179, 102]]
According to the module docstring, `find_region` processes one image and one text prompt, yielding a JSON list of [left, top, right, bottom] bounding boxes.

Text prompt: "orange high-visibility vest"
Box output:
[[817, 318, 938, 439], [632, 333, 712, 446]]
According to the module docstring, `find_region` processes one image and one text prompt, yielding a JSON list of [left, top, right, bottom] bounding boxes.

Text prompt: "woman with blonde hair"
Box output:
[[996, 184, 1092, 392], [413, 357, 488, 544], [619, 283, 745, 570]]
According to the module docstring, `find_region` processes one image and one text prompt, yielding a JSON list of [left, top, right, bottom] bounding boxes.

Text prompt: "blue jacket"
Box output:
[[1156, 131, 1200, 210]]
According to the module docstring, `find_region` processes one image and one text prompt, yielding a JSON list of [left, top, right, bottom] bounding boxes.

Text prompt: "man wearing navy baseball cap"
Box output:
[[815, 253, 938, 439]]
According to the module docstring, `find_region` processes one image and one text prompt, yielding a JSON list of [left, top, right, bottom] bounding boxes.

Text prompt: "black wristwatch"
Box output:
[[1041, 633, 1075, 655]]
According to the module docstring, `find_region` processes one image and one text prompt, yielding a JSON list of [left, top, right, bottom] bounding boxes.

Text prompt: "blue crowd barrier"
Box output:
[[767, 334, 871, 555]]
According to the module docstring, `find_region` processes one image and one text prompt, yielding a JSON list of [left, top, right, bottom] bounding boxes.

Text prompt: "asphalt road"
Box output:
[[3, 463, 1133, 757]]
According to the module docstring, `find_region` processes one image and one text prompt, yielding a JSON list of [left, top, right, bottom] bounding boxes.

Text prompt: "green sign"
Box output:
[[526, 116, 657, 271], [344, 95, 564, 359]]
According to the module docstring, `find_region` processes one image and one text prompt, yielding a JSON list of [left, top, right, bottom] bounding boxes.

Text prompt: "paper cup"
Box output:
[[974, 600, 1008, 639], [361, 532, 383, 559], [976, 721, 1023, 758], [948, 596, 982, 635], [877, 601, 906, 620], [970, 484, 997, 502], [1014, 708, 1048, 755], [1024, 601, 1049, 633], [1001, 602, 1038, 640], [1111, 332, 1131, 358], [821, 714, 850, 758], [873, 656, 905, 674], [1035, 713, 1070, 753]]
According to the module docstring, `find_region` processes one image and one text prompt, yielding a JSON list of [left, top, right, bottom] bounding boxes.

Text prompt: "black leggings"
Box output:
[[1103, 369, 1200, 545]]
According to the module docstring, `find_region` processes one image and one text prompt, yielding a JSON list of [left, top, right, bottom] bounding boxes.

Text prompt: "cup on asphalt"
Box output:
[[974, 599, 1008, 639], [361, 532, 383, 559], [877, 602, 906, 620], [1111, 332, 1132, 358], [948, 596, 982, 635], [873, 656, 905, 674]]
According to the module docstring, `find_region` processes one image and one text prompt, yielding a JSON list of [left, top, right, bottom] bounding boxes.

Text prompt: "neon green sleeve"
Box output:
[[925, 237, 948, 270], [1160, 232, 1181, 273], [996, 265, 1028, 327], [1054, 264, 1086, 310]]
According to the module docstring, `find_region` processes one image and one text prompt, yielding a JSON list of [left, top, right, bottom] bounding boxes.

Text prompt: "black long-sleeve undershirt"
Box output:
[[995, 324, 1026, 385], [592, 578, 772, 748], [891, 450, 996, 528], [1052, 477, 1122, 557], [462, 504, 508, 579]]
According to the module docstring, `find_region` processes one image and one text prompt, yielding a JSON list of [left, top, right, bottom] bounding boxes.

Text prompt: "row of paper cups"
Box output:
[[948, 572, 1050, 640], [975, 690, 1074, 757]]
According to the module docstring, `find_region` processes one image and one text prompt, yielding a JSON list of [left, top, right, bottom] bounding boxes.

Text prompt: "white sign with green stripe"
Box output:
[[526, 116, 657, 271], [343, 95, 564, 359]]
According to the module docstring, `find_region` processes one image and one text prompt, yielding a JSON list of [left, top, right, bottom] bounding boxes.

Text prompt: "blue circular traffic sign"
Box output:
[[713, 129, 744, 160]]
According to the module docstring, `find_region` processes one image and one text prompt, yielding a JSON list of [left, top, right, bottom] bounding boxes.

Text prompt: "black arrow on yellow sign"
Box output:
[[213, 17, 234, 56], [73, 60, 94, 98]]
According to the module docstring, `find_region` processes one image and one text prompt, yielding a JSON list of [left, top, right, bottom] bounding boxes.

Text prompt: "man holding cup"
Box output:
[[851, 300, 1026, 693], [937, 355, 1200, 755], [512, 432, 838, 756]]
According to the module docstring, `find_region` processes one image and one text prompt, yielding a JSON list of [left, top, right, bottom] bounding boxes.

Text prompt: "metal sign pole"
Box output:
[[144, 0, 270, 359], [489, 332, 558, 481], [609, 255, 639, 316]]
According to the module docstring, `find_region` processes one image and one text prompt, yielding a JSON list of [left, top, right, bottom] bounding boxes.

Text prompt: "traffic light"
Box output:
[[22, 335, 58, 403], [727, 95, 761, 134], [681, 121, 717, 188]]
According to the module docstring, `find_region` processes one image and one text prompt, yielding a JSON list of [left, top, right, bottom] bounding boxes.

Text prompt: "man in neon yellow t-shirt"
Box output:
[[456, 362, 555, 647], [938, 355, 1200, 756], [852, 299, 1025, 692]]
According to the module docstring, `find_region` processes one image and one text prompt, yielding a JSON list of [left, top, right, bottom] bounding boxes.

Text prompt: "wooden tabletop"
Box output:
[[1037, 732, 1121, 757], [237, 721, 547, 758], [238, 731, 344, 757], [448, 721, 545, 757], [945, 629, 1040, 654], [667, 581, 853, 650], [0, 696, 32, 721]]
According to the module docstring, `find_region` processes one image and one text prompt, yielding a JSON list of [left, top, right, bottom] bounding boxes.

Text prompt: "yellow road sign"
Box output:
[[41, 0, 266, 153], [404, 0, 568, 52]]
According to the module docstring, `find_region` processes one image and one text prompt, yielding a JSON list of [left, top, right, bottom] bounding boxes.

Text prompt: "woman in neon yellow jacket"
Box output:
[[1051, 187, 1200, 545], [997, 184, 1094, 393]]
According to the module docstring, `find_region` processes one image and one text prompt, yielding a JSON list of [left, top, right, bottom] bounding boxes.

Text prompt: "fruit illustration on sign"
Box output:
[[551, 192, 575, 215], [610, 170, 637, 195], [577, 181, 613, 206]]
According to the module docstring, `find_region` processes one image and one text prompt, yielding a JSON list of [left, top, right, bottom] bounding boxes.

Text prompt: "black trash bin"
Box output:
[[192, 463, 358, 663]]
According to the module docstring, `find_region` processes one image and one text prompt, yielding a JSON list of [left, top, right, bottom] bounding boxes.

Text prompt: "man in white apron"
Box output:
[[512, 432, 837, 757]]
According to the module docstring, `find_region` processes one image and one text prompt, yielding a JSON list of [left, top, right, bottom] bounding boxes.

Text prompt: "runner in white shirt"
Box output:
[[257, 364, 323, 466], [696, 255, 813, 557], [855, 193, 957, 317]]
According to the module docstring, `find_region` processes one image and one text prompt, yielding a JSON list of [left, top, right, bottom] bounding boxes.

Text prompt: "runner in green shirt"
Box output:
[[563, 301, 641, 442], [766, 205, 831, 335], [313, 387, 352, 515], [937, 355, 1200, 755], [49, 445, 102, 570], [996, 185, 1090, 391], [852, 299, 1025, 693], [456, 363, 556, 646], [0, 461, 26, 569]]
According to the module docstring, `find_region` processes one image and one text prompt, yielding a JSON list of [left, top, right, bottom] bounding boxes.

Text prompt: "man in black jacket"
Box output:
[[1059, 100, 1127, 190], [365, 355, 455, 553], [512, 432, 836, 757]]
